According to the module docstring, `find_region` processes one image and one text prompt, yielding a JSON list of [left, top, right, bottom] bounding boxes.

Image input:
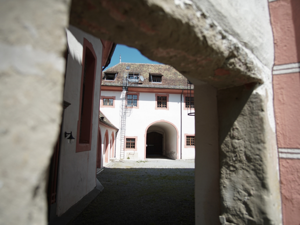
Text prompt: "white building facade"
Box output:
[[47, 26, 115, 223], [100, 63, 195, 161]]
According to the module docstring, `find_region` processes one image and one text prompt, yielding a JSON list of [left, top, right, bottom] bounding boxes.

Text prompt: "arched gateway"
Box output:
[[1, 1, 282, 225], [145, 120, 178, 159]]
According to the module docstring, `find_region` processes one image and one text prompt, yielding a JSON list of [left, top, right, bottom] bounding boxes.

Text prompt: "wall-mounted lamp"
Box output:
[[65, 131, 75, 143]]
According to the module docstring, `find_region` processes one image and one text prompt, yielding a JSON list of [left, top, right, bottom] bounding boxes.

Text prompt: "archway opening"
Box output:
[[104, 130, 109, 164], [111, 132, 115, 158], [96, 128, 102, 168], [146, 121, 178, 159]]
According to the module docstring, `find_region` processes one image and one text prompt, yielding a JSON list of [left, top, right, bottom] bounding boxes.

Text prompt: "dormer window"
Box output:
[[128, 73, 139, 80], [104, 73, 116, 80], [149, 74, 162, 83]]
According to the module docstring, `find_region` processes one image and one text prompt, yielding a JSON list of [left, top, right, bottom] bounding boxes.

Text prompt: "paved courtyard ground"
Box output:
[[69, 158, 195, 225]]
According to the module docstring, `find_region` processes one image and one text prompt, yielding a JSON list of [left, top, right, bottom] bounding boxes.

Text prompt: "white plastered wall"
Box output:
[[101, 90, 195, 159], [56, 26, 103, 216]]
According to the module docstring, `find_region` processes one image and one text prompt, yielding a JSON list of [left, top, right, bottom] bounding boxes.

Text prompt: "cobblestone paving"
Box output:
[[69, 159, 195, 225]]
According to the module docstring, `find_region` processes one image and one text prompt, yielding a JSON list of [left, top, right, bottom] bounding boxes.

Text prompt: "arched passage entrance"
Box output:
[[96, 128, 102, 168], [104, 130, 109, 164], [145, 120, 178, 160], [110, 132, 115, 158]]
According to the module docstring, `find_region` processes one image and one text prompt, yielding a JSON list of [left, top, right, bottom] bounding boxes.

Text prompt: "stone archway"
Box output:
[[110, 132, 114, 158], [145, 120, 178, 159], [1, 1, 282, 225], [67, 2, 282, 221], [104, 130, 109, 164], [97, 128, 102, 168]]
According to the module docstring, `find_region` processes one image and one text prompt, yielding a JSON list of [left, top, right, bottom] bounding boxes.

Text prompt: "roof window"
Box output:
[[104, 73, 116, 80], [128, 73, 139, 80], [149, 74, 162, 83]]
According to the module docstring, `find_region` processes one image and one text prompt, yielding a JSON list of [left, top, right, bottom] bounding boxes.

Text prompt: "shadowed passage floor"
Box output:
[[69, 159, 195, 225]]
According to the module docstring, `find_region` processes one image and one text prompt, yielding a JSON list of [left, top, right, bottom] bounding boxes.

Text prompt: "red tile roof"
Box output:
[[102, 63, 190, 89]]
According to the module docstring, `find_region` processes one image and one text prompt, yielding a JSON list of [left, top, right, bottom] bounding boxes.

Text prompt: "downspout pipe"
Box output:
[[114, 130, 118, 158]]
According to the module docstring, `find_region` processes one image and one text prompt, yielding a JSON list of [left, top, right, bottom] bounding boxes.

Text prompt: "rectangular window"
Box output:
[[151, 75, 162, 83], [104, 73, 116, 80], [157, 96, 167, 108], [186, 136, 195, 146], [101, 96, 115, 108], [103, 98, 113, 106], [127, 94, 138, 107], [185, 97, 194, 108], [126, 138, 135, 149]]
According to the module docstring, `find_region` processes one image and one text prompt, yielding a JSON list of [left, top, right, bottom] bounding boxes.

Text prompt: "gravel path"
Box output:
[[69, 159, 195, 225]]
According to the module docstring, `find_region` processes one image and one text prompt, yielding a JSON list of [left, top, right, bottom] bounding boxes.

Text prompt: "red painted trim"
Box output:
[[125, 136, 138, 151], [76, 38, 97, 152], [100, 96, 116, 108], [101, 40, 114, 68], [184, 133, 195, 148], [128, 87, 194, 94], [127, 92, 140, 109], [104, 130, 109, 163], [144, 120, 179, 159], [155, 93, 169, 110], [101, 86, 123, 91], [101, 86, 194, 94]]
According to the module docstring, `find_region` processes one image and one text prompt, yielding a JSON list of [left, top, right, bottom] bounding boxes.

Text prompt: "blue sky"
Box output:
[[105, 44, 162, 70]]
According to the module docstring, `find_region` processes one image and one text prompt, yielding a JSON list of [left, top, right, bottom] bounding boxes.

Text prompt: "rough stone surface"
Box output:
[[218, 86, 282, 225], [69, 0, 270, 89], [0, 1, 282, 225], [0, 1, 70, 225], [192, 0, 274, 68]]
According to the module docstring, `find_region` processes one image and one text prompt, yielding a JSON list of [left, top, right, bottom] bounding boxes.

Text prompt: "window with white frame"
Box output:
[[127, 94, 138, 107]]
